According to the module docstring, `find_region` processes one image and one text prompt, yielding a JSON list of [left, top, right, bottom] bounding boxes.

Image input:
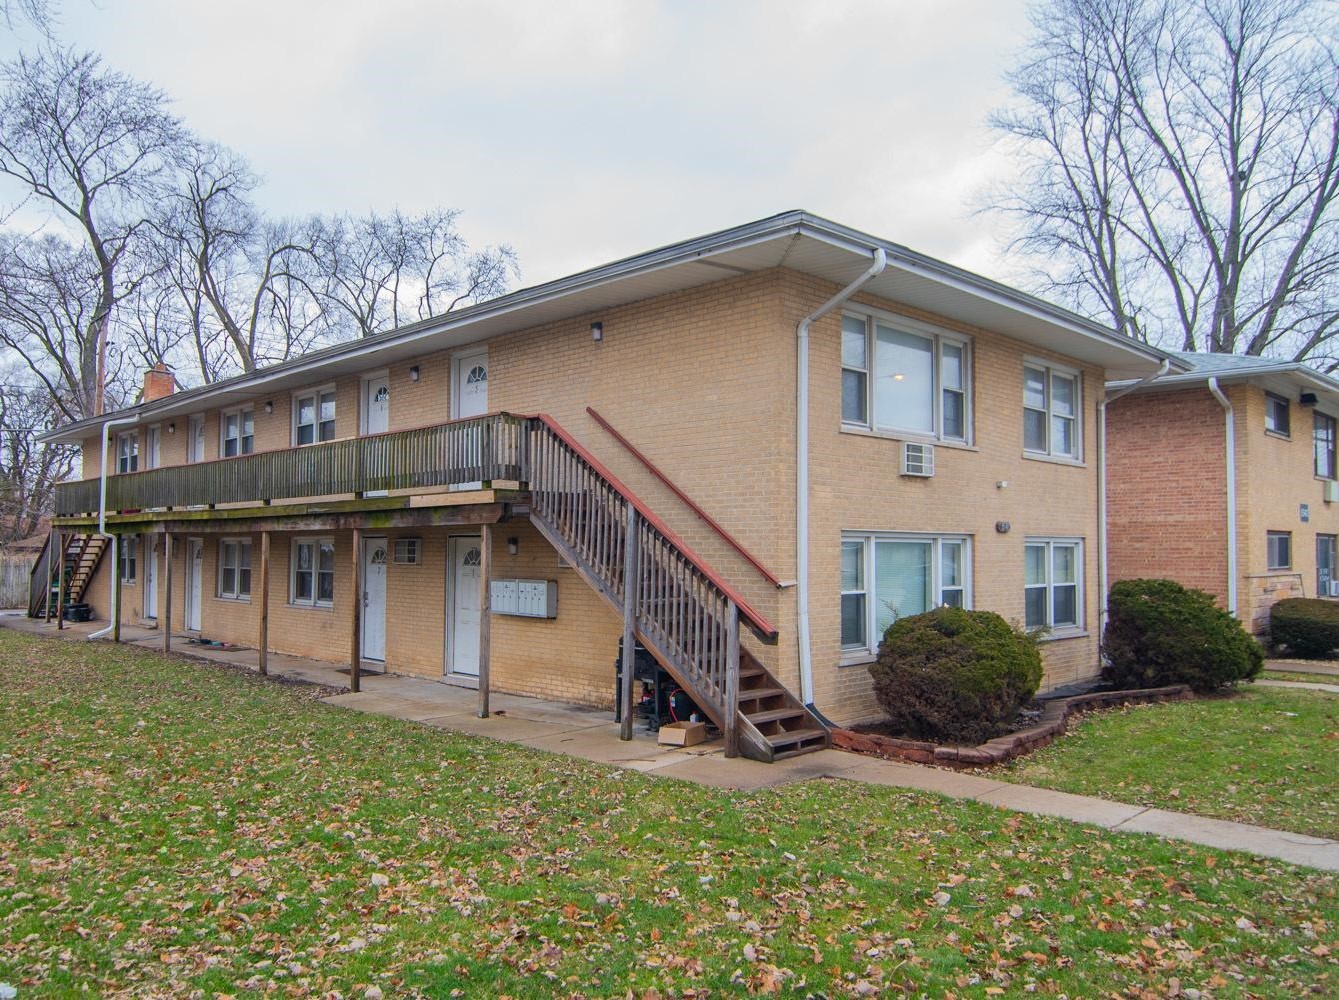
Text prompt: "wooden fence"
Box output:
[[0, 552, 36, 610]]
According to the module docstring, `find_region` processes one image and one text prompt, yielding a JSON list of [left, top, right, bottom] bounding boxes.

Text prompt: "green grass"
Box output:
[[1263, 669, 1338, 685], [1, 630, 1335, 997], [1007, 686, 1339, 839]]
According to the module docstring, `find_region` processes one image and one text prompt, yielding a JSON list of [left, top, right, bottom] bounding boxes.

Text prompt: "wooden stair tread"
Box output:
[[765, 727, 828, 748], [743, 707, 808, 725], [736, 686, 786, 702]]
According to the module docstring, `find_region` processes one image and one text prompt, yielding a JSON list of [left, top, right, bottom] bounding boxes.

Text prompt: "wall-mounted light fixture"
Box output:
[[264, 400, 274, 413], [409, 365, 421, 382], [591, 321, 603, 342], [507, 537, 519, 556], [167, 422, 176, 434], [1301, 391, 1319, 407]]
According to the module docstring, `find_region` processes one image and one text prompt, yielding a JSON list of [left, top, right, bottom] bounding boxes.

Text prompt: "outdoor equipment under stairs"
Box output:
[[27, 532, 107, 618], [525, 415, 829, 762]]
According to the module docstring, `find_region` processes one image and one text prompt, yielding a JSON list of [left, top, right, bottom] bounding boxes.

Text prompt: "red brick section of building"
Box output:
[[1106, 387, 1228, 606]]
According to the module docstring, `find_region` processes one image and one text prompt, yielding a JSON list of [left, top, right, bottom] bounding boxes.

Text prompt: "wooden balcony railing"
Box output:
[[54, 412, 531, 517]]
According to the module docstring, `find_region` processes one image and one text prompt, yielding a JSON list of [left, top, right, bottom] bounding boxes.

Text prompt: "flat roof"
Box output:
[[44, 210, 1178, 444]]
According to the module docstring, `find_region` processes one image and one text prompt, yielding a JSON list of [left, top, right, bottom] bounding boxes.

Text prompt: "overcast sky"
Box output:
[[4, 0, 1035, 289]]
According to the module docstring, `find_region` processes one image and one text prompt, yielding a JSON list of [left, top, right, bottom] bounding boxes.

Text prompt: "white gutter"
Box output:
[[1205, 377, 1238, 616], [796, 248, 886, 713], [88, 413, 140, 640], [1098, 359, 1170, 636]]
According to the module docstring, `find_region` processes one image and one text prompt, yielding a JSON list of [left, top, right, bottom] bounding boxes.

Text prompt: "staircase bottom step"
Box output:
[[766, 727, 828, 750], [770, 740, 830, 761]]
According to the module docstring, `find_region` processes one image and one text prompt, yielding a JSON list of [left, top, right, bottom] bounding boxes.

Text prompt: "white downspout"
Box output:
[[1205, 377, 1238, 617], [796, 247, 886, 713], [88, 413, 141, 640], [1098, 359, 1170, 636]]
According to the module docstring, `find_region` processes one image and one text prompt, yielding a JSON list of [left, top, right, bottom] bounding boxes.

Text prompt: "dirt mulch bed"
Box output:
[[831, 685, 1192, 768]]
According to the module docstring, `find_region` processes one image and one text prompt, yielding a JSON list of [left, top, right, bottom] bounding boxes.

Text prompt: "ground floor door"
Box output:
[[1319, 534, 1337, 597], [185, 538, 203, 631], [144, 535, 158, 619], [445, 535, 482, 679], [361, 536, 388, 663]]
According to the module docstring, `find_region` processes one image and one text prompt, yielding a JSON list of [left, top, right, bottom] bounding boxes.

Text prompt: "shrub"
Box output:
[[1270, 598, 1339, 658], [1103, 578, 1262, 692], [868, 606, 1043, 745]]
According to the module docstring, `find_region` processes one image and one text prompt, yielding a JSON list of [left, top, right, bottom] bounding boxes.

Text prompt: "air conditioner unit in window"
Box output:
[[901, 441, 935, 477], [1329, 580, 1339, 598], [1325, 480, 1339, 504]]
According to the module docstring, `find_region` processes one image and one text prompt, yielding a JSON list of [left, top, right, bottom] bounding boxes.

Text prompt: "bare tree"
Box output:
[[0, 380, 74, 543], [991, 0, 1339, 361], [0, 49, 187, 414], [315, 208, 517, 337]]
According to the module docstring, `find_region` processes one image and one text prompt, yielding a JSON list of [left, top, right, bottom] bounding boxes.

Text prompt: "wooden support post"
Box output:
[[350, 528, 362, 693], [111, 535, 122, 643], [54, 531, 64, 630], [618, 509, 640, 741], [44, 528, 54, 623], [162, 533, 173, 653], [257, 531, 270, 675], [724, 600, 740, 759], [477, 523, 493, 718]]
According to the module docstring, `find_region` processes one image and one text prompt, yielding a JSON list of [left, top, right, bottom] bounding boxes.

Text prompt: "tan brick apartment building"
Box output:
[[1107, 351, 1339, 633], [37, 212, 1172, 761]]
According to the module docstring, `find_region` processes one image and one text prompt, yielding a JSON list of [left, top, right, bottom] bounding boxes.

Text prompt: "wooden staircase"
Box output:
[[525, 415, 829, 762], [63, 534, 108, 605]]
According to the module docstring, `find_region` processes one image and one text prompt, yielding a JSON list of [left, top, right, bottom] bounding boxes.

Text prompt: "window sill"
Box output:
[[1264, 430, 1291, 441], [840, 649, 876, 667], [215, 596, 251, 604], [1021, 452, 1086, 469], [289, 602, 334, 611], [839, 424, 977, 451], [1037, 628, 1089, 643]]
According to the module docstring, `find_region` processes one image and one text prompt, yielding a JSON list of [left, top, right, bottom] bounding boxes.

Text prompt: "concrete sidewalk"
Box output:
[[1266, 658, 1339, 677], [7, 612, 1337, 872]]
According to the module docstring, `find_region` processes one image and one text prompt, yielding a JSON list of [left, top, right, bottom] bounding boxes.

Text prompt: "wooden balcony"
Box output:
[[54, 413, 531, 518]]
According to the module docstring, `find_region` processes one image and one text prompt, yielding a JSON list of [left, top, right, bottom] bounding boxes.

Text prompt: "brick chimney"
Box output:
[[142, 363, 177, 402]]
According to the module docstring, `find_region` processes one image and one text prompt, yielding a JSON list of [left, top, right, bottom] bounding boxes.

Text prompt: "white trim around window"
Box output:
[[1024, 537, 1084, 634], [118, 534, 138, 584], [292, 386, 337, 446], [220, 406, 255, 458], [1022, 359, 1083, 461], [840, 531, 972, 655], [217, 537, 252, 601], [291, 536, 335, 607], [841, 308, 972, 443], [115, 430, 139, 474]]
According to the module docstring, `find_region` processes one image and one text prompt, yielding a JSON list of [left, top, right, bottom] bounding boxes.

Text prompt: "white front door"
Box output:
[[446, 536, 482, 678], [452, 352, 489, 490], [363, 374, 390, 435], [187, 415, 205, 463], [144, 535, 158, 619], [361, 536, 388, 663], [146, 427, 161, 469], [185, 538, 203, 631]]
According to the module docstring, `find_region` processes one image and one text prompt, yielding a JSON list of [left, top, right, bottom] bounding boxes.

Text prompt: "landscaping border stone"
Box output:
[[831, 685, 1193, 768]]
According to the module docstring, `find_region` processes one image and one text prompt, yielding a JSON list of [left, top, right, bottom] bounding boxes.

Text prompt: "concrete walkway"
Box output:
[[5, 612, 1337, 872], [1265, 658, 1339, 677], [1258, 678, 1339, 694]]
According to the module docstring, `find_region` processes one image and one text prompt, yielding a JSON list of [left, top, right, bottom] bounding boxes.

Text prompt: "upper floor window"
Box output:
[[1265, 393, 1291, 436], [144, 425, 161, 469], [1025, 538, 1082, 631], [841, 313, 970, 441], [841, 532, 970, 651], [116, 431, 138, 474], [1023, 364, 1081, 460], [187, 414, 206, 463], [222, 407, 255, 457], [294, 388, 336, 446], [1315, 412, 1335, 479]]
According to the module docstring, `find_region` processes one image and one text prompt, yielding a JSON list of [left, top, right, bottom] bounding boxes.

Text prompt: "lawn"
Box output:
[[1006, 685, 1339, 840], [1, 630, 1335, 997]]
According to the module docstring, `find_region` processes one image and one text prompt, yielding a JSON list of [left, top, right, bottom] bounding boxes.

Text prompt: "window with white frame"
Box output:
[[144, 425, 161, 469], [1024, 539, 1083, 631], [118, 534, 138, 583], [115, 430, 138, 474], [291, 537, 335, 606], [221, 407, 255, 457], [1265, 393, 1291, 435], [1023, 364, 1081, 459], [840, 533, 970, 651], [841, 313, 970, 441], [218, 538, 252, 599], [187, 414, 206, 463], [294, 389, 336, 446], [1266, 531, 1292, 570]]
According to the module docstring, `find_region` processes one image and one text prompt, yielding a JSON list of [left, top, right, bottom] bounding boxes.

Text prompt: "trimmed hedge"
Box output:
[[1103, 578, 1262, 692], [1270, 598, 1339, 658], [868, 606, 1043, 745]]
